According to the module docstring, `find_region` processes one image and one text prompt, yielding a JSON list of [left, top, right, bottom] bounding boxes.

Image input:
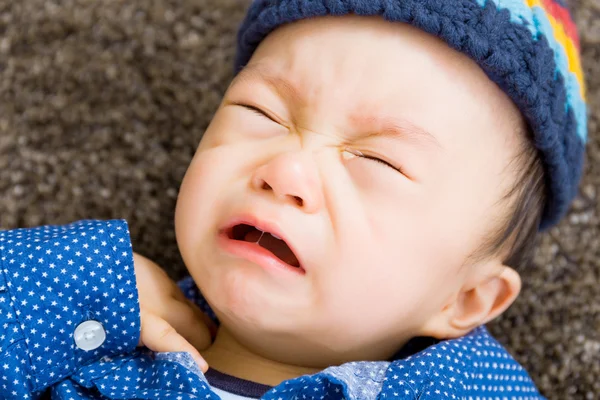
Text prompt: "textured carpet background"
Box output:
[[0, 0, 598, 398]]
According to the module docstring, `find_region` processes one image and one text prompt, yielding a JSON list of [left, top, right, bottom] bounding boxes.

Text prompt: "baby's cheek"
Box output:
[[315, 256, 433, 344], [187, 149, 233, 193], [178, 147, 237, 219]]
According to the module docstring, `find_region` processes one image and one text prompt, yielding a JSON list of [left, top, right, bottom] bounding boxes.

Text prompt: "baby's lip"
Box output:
[[219, 213, 306, 272]]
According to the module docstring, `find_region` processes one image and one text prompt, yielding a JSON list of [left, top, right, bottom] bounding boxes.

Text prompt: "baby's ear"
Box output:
[[420, 264, 522, 339]]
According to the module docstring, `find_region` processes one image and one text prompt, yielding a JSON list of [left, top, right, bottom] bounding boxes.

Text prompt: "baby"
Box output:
[[0, 0, 587, 399]]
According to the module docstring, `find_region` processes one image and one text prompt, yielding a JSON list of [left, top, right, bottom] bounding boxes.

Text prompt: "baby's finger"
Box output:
[[139, 310, 209, 372], [171, 290, 218, 336], [167, 300, 215, 351], [191, 301, 219, 337]]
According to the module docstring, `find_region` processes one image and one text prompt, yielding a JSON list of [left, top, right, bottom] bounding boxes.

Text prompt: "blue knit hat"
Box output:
[[233, 0, 587, 230]]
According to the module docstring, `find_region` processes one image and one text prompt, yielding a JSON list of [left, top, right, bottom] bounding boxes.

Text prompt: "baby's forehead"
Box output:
[[233, 48, 523, 155], [245, 20, 516, 110]]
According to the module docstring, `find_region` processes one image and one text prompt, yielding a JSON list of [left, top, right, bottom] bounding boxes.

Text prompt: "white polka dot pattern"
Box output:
[[0, 220, 140, 399]]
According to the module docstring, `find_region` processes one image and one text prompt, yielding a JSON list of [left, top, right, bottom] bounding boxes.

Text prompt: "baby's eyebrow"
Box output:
[[351, 114, 442, 150], [234, 63, 304, 106]]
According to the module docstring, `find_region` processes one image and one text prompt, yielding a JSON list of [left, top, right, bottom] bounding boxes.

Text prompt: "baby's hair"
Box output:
[[474, 124, 546, 268]]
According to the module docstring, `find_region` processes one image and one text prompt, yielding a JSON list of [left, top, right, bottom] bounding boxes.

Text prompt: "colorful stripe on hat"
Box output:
[[479, 0, 587, 141]]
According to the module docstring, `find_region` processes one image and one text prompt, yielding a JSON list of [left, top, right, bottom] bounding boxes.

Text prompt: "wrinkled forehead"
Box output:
[[245, 16, 465, 100], [234, 15, 524, 151]]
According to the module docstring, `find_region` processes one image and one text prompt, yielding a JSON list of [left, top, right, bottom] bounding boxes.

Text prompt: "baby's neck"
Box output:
[[201, 327, 320, 387]]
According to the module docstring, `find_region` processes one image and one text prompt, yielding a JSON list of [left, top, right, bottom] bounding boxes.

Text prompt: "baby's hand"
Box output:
[[133, 252, 215, 372]]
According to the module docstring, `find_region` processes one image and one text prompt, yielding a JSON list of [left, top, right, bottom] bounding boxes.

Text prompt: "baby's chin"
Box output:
[[196, 255, 311, 318], [195, 257, 420, 365], [207, 293, 408, 368]]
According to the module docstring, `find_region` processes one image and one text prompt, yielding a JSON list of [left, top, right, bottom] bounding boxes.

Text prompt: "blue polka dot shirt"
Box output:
[[0, 220, 547, 399]]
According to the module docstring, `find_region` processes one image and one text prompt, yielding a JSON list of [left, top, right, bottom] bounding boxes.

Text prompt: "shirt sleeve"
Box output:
[[0, 219, 141, 399], [49, 350, 219, 400]]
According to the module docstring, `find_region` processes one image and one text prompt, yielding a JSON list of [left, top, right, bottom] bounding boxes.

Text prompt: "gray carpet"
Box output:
[[0, 0, 598, 398]]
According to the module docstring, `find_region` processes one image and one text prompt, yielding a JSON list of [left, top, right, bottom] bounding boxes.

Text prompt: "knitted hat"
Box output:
[[234, 0, 587, 230]]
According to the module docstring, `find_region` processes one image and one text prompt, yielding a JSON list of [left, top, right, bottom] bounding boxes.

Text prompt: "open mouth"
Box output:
[[226, 224, 301, 269]]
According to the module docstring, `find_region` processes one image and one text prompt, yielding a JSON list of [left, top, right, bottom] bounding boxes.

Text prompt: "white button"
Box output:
[[74, 320, 106, 351]]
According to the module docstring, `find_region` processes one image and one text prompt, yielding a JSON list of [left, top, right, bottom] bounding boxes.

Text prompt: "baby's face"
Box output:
[[176, 16, 524, 366]]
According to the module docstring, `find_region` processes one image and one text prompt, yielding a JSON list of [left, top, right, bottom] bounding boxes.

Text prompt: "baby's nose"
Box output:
[[251, 151, 324, 213]]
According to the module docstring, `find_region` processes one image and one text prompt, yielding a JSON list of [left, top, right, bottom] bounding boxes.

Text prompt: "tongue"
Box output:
[[244, 230, 300, 267]]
